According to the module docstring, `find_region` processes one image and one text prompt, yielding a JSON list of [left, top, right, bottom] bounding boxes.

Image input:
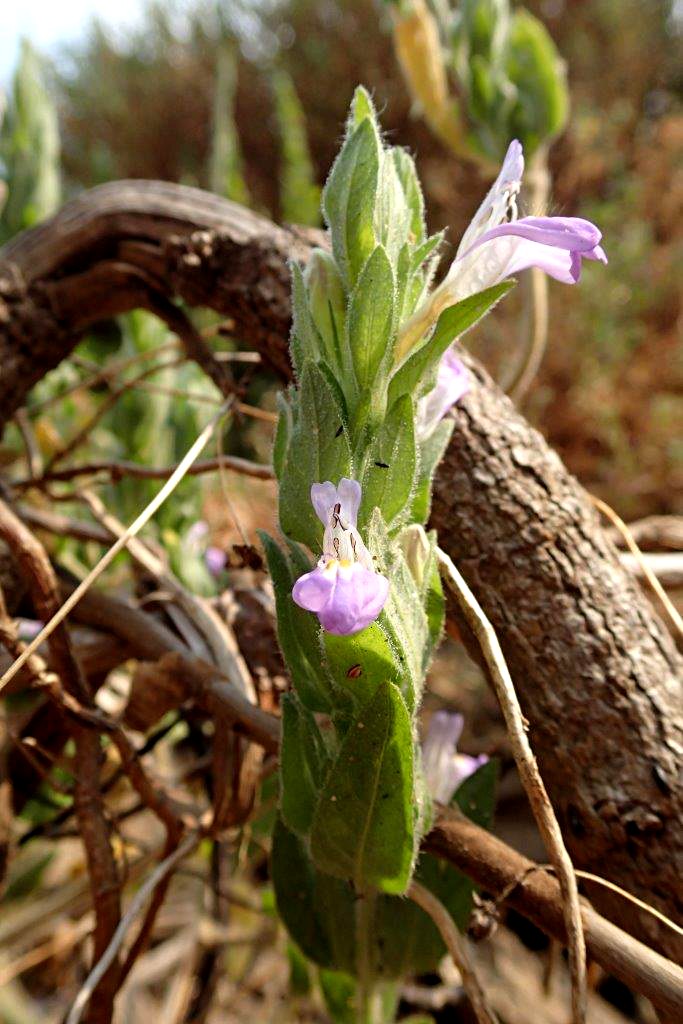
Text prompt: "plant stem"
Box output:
[[355, 888, 377, 1024]]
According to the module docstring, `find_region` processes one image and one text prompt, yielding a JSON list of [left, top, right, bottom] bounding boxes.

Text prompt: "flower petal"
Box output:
[[317, 563, 389, 636], [205, 546, 227, 577], [471, 216, 603, 254], [311, 481, 338, 525], [292, 562, 336, 613], [457, 139, 524, 256], [336, 477, 362, 526], [416, 352, 469, 440]]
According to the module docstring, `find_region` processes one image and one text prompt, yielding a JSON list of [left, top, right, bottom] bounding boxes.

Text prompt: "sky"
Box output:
[[2, 0, 145, 84]]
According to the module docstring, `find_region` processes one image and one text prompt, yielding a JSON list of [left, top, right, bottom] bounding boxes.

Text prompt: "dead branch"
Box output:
[[0, 498, 122, 1024], [14, 454, 274, 491], [426, 806, 683, 1022]]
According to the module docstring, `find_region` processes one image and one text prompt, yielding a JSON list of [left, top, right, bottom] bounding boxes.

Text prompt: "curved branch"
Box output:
[[0, 181, 680, 958]]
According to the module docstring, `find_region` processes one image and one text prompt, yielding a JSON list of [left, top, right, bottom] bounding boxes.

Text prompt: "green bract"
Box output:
[[264, 87, 502, 1008], [451, 0, 569, 160]]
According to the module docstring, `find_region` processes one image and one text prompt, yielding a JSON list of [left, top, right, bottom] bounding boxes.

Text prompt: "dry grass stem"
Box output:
[[408, 880, 499, 1024], [66, 833, 200, 1024], [437, 547, 587, 1024], [592, 495, 683, 639], [80, 488, 255, 700]]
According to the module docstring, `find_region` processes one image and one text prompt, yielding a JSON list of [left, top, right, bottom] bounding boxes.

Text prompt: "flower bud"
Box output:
[[398, 523, 431, 588], [391, 0, 464, 154]]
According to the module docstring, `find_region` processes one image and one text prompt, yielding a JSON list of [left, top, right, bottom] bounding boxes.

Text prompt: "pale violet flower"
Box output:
[[205, 546, 227, 577], [186, 520, 209, 550], [186, 520, 227, 577], [422, 710, 488, 804], [292, 478, 389, 636], [16, 619, 44, 642], [415, 348, 469, 441], [398, 138, 607, 357]]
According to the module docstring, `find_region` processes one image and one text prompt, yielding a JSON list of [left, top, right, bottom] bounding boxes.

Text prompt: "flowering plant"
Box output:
[[261, 87, 604, 1015]]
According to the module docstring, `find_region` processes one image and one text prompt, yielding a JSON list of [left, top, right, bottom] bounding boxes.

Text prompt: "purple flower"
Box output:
[[397, 139, 606, 357], [205, 546, 227, 577], [416, 349, 469, 440], [186, 520, 209, 549], [292, 478, 390, 636], [455, 214, 607, 289], [421, 710, 488, 804], [16, 619, 43, 642]]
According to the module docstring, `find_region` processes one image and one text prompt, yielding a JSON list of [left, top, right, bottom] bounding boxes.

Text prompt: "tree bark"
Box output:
[[0, 181, 680, 958]]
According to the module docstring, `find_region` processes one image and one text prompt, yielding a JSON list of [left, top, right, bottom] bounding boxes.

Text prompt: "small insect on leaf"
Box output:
[[335, 424, 344, 438], [374, 461, 390, 469], [346, 664, 363, 678]]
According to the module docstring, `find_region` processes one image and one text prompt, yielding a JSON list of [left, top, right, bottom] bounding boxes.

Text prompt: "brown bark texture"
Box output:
[[0, 180, 681, 959]]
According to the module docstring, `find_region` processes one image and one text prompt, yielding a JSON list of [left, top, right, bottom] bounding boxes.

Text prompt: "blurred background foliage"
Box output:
[[1, 0, 681, 535]]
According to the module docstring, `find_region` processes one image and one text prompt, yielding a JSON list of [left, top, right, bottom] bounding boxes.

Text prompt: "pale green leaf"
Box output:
[[347, 245, 395, 390], [359, 395, 416, 530], [310, 681, 415, 894]]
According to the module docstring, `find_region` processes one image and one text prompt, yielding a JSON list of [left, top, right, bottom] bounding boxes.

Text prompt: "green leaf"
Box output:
[[287, 941, 313, 996], [423, 536, 446, 661], [374, 151, 412, 264], [272, 817, 356, 972], [410, 232, 444, 276], [347, 245, 395, 391], [272, 68, 321, 227], [260, 532, 331, 712], [374, 760, 500, 977], [319, 969, 356, 1024], [280, 693, 328, 835], [391, 147, 426, 245], [209, 46, 250, 206], [0, 39, 60, 243], [411, 418, 454, 524], [507, 11, 569, 153], [323, 118, 381, 287], [322, 622, 406, 708], [453, 757, 499, 829], [369, 511, 428, 705], [310, 681, 415, 894], [347, 85, 377, 130], [388, 281, 514, 405], [290, 262, 320, 376], [279, 361, 352, 550], [273, 388, 295, 481], [359, 395, 416, 529], [304, 249, 347, 376]]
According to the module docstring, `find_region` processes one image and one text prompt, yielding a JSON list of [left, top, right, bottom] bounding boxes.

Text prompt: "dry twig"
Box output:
[[80, 488, 255, 699], [66, 833, 200, 1024], [0, 499, 122, 1023], [0, 399, 233, 694], [408, 880, 499, 1024], [592, 495, 683, 639], [437, 547, 587, 1024], [13, 453, 274, 490]]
